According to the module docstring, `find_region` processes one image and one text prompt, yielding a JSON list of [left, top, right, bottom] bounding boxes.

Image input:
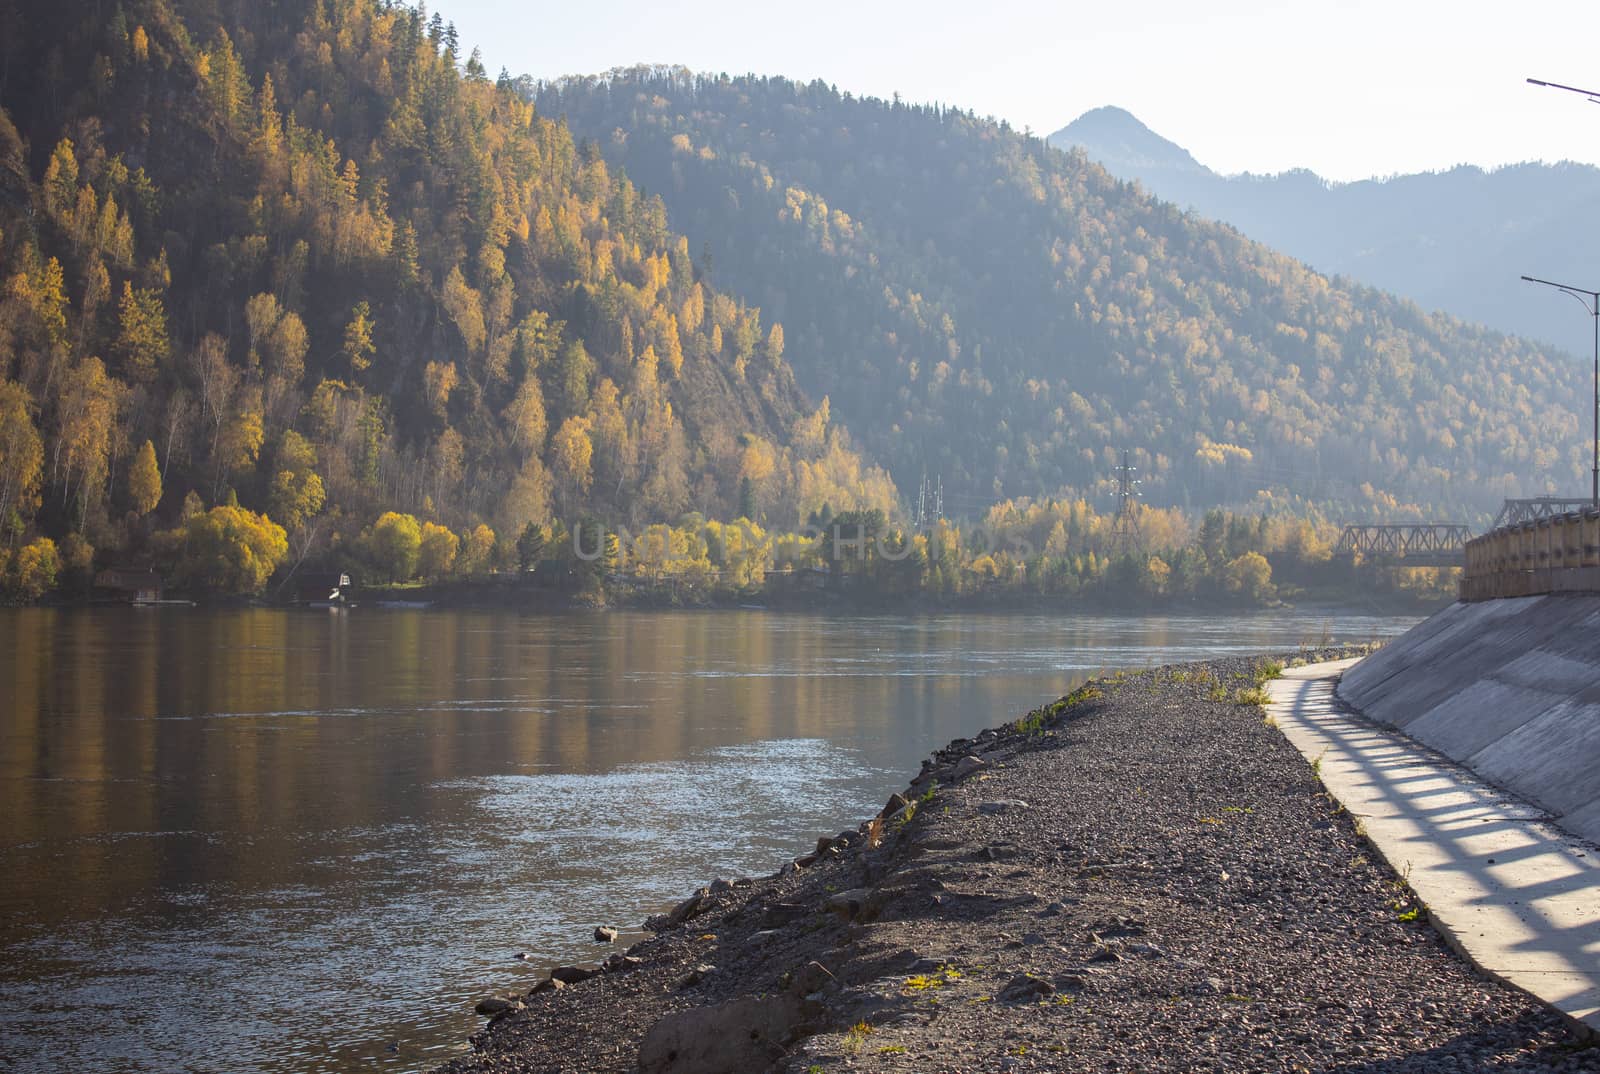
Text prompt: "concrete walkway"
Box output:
[[1266, 659, 1600, 1036]]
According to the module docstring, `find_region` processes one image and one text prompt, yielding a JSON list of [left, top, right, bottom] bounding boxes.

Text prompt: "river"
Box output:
[[0, 605, 1419, 1073]]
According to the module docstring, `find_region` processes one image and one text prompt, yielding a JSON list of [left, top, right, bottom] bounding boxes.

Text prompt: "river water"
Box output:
[[0, 606, 1419, 1073]]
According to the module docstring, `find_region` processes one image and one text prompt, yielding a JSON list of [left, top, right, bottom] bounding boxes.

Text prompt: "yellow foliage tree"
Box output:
[[0, 380, 43, 526], [459, 524, 496, 575], [128, 439, 162, 515], [418, 521, 459, 579], [363, 512, 422, 582], [10, 537, 59, 599], [172, 506, 287, 594]]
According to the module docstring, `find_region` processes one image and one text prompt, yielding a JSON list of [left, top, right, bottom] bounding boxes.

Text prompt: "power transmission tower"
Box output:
[[914, 471, 945, 530], [1111, 450, 1142, 555]]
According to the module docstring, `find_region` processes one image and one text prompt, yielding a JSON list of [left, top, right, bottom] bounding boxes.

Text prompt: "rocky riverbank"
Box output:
[[437, 652, 1598, 1073]]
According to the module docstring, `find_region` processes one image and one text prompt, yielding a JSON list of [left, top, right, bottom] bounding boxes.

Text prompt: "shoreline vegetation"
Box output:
[[10, 502, 1459, 613], [436, 650, 1594, 1074]]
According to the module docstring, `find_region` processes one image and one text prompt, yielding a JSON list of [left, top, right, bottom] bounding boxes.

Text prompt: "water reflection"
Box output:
[[0, 606, 1417, 1073]]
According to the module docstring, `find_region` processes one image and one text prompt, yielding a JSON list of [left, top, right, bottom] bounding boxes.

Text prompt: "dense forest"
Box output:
[[0, 0, 895, 598], [0, 8, 1555, 605], [539, 68, 1589, 524]]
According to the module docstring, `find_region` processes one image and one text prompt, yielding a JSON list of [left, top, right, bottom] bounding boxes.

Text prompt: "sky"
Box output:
[[438, 0, 1600, 183]]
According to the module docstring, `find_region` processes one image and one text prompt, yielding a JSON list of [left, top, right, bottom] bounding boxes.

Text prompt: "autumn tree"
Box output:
[[115, 282, 169, 383], [441, 265, 485, 354], [363, 511, 421, 582], [459, 523, 496, 575], [550, 415, 594, 508], [418, 521, 459, 578], [128, 439, 162, 515], [0, 380, 43, 531], [342, 302, 376, 374], [55, 357, 121, 516], [503, 375, 547, 457], [269, 470, 326, 533], [169, 506, 287, 594], [9, 537, 59, 599]]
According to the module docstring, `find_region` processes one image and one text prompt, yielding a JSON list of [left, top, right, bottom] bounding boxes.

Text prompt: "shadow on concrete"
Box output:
[[1268, 665, 1600, 1035]]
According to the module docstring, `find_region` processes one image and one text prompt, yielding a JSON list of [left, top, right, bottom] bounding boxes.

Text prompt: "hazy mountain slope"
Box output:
[[1050, 107, 1600, 359], [0, 1, 893, 579], [541, 69, 1584, 521]]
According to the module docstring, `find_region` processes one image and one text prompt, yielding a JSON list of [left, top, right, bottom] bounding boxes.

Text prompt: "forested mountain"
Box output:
[[1051, 106, 1600, 361], [541, 70, 1588, 524], [0, 1, 893, 593]]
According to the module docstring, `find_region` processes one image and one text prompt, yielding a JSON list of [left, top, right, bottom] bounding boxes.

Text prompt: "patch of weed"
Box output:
[[842, 1020, 875, 1054]]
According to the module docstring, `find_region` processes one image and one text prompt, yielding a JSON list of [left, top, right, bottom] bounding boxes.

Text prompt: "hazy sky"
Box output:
[[439, 0, 1600, 182]]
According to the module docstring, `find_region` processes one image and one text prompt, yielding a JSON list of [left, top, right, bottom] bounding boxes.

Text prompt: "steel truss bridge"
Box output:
[[1491, 497, 1597, 529], [1335, 523, 1474, 567]]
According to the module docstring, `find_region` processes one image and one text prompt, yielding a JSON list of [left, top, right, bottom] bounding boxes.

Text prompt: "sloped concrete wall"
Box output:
[[1337, 594, 1600, 844]]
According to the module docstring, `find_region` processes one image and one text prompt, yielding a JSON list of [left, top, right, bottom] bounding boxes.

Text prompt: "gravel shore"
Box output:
[[437, 653, 1598, 1073]]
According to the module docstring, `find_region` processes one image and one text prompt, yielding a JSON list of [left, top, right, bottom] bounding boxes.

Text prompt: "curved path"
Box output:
[[1267, 659, 1600, 1036]]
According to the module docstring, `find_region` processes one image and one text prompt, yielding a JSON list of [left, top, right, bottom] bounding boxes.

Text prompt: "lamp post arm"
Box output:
[[1528, 77, 1600, 100]]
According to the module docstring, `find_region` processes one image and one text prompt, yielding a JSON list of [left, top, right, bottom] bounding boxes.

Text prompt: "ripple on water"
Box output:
[[0, 737, 892, 1074]]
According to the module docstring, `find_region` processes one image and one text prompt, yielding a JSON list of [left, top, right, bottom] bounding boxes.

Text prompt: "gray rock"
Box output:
[[977, 799, 1030, 814], [603, 954, 643, 973], [1088, 940, 1125, 962], [593, 925, 619, 943], [656, 889, 707, 930], [952, 754, 988, 780], [708, 877, 733, 894], [529, 976, 564, 995], [825, 887, 875, 922], [549, 965, 596, 985], [1195, 976, 1226, 995], [1053, 970, 1094, 991], [882, 792, 909, 816], [474, 996, 517, 1017], [998, 974, 1055, 1003], [637, 993, 804, 1074]]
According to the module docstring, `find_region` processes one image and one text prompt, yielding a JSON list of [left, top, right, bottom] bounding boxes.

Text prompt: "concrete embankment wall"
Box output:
[[1336, 594, 1600, 844]]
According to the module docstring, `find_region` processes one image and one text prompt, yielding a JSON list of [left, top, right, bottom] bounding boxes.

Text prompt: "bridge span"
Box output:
[[1335, 523, 1473, 567]]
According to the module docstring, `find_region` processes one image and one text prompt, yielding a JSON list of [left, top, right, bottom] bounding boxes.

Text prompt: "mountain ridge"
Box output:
[[541, 67, 1586, 524], [1048, 107, 1600, 357]]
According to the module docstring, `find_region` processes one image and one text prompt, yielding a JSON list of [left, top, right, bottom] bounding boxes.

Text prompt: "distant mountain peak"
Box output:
[[1049, 106, 1207, 174]]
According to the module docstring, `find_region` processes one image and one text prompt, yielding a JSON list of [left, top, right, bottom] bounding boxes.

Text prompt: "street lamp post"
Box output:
[[1521, 274, 1600, 504], [1525, 77, 1600, 504]]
